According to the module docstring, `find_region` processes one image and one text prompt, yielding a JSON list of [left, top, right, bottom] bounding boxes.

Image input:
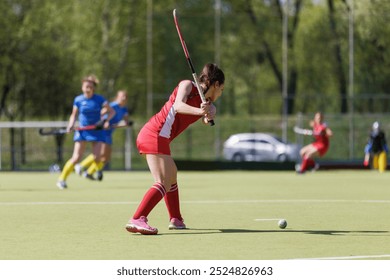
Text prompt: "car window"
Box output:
[[258, 140, 270, 144], [273, 136, 289, 144], [241, 139, 256, 143]]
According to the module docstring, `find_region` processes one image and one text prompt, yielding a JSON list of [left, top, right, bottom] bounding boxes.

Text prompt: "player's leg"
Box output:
[[57, 141, 86, 189], [372, 154, 379, 170], [126, 154, 175, 235], [310, 143, 328, 172], [85, 136, 111, 180], [96, 143, 111, 181], [84, 143, 108, 180], [82, 142, 102, 180], [165, 182, 186, 230], [298, 144, 317, 173], [378, 151, 387, 172], [296, 145, 309, 173], [83, 161, 98, 180], [134, 154, 174, 217], [75, 154, 95, 175], [163, 161, 186, 229]]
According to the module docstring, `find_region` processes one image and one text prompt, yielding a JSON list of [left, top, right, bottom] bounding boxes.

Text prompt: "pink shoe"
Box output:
[[125, 216, 158, 235], [168, 218, 186, 230]]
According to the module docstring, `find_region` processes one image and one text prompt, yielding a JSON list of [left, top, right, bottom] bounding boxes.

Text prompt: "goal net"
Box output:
[[0, 121, 133, 171]]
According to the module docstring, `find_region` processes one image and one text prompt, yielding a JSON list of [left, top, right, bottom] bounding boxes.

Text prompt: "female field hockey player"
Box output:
[[363, 121, 388, 172], [125, 63, 225, 235], [56, 75, 114, 189], [75, 89, 130, 180], [297, 112, 333, 174]]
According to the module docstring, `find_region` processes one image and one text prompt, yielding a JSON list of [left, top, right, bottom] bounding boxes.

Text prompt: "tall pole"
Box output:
[[146, 0, 153, 118], [215, 0, 221, 64], [348, 0, 354, 159], [282, 0, 289, 143], [214, 0, 222, 159]]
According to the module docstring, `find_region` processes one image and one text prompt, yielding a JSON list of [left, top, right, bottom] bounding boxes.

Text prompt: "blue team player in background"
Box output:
[[56, 75, 114, 189], [75, 89, 130, 181]]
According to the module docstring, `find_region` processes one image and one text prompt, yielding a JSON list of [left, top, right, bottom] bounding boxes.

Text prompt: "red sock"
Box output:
[[307, 158, 315, 169], [300, 157, 307, 172], [164, 183, 183, 221], [301, 157, 315, 172], [133, 183, 166, 219]]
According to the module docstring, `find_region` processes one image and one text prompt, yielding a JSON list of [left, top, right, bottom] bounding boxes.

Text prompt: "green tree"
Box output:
[[354, 0, 390, 112]]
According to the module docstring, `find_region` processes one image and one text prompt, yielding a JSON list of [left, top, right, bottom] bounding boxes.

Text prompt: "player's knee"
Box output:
[[71, 155, 81, 163]]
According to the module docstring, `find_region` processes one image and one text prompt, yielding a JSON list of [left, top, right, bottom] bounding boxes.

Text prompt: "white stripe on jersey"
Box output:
[[159, 106, 176, 138]]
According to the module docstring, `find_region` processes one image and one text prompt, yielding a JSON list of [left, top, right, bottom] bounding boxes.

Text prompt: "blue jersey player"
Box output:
[[56, 75, 114, 189], [75, 90, 130, 180]]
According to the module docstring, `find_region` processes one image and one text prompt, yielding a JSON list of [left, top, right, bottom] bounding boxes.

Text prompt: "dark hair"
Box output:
[[199, 63, 225, 87]]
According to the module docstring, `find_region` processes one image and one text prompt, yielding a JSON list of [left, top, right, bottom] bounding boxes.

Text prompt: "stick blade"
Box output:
[[293, 126, 300, 133], [38, 128, 68, 136], [293, 126, 312, 136]]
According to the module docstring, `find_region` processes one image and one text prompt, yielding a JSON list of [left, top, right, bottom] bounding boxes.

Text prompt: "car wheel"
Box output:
[[232, 153, 245, 162], [277, 154, 288, 162]]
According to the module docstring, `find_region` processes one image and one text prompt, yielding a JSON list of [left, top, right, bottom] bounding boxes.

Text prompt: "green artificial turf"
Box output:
[[1, 170, 390, 260]]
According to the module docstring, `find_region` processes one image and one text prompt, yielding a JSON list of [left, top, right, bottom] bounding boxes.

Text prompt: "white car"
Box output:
[[223, 133, 301, 162]]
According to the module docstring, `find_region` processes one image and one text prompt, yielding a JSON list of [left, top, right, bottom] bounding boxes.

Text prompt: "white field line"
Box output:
[[254, 218, 282, 221], [1, 199, 390, 206], [0, 201, 135, 206], [293, 254, 390, 260]]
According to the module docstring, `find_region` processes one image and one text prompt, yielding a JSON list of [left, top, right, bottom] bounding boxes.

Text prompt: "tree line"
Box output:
[[1, 0, 390, 123]]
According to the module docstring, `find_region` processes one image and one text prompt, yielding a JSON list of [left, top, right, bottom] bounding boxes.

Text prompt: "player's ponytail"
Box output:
[[199, 63, 225, 89], [82, 75, 100, 88]]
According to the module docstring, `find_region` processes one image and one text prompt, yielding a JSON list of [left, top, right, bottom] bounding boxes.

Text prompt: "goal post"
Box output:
[[0, 121, 133, 171]]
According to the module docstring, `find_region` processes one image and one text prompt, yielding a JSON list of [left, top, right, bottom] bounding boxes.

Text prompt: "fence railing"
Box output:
[[0, 121, 133, 171], [0, 114, 388, 171]]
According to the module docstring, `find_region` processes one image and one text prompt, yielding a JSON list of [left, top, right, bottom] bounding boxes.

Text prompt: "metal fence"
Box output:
[[1, 113, 389, 171], [0, 121, 134, 171]]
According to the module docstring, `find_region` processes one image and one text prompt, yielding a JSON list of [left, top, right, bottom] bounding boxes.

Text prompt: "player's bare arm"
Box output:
[[66, 106, 78, 132], [326, 127, 333, 137], [173, 80, 210, 116], [102, 102, 116, 129]]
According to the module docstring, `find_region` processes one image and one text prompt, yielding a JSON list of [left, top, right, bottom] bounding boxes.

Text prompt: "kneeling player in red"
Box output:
[[297, 112, 333, 174]]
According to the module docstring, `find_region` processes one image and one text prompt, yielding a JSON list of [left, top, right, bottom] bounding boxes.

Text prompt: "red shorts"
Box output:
[[136, 126, 171, 155], [312, 142, 329, 157]]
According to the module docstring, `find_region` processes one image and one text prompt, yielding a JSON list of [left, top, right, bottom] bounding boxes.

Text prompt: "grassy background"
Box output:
[[0, 170, 390, 260]]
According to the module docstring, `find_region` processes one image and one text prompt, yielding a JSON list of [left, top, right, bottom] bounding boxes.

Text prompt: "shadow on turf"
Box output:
[[220, 229, 389, 236], [162, 228, 389, 236]]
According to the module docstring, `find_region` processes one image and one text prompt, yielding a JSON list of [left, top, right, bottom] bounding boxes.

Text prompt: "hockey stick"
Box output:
[[173, 9, 215, 126], [293, 126, 313, 136], [38, 121, 134, 136], [39, 125, 97, 136], [38, 128, 69, 136]]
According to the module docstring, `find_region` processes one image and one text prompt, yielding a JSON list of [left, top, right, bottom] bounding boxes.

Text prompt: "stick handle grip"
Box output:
[[192, 73, 215, 126]]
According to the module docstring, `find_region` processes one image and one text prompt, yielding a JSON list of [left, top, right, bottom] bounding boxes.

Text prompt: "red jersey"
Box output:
[[136, 81, 202, 155], [312, 122, 330, 156], [147, 81, 201, 140]]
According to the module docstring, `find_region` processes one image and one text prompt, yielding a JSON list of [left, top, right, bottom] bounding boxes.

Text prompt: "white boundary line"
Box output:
[[1, 199, 390, 206], [0, 201, 135, 205], [293, 254, 390, 260], [254, 218, 282, 221]]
